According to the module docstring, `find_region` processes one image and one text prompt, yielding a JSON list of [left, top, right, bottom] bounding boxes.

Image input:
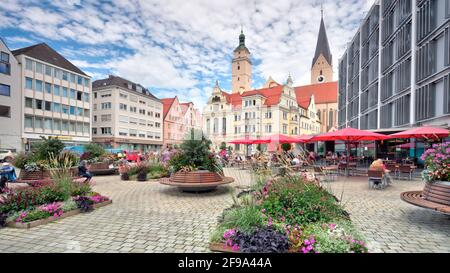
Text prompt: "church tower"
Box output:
[[311, 8, 333, 84], [232, 29, 252, 94]]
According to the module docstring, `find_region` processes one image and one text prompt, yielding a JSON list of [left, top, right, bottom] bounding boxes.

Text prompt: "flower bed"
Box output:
[[210, 175, 368, 254], [0, 171, 111, 229], [7, 199, 112, 229]]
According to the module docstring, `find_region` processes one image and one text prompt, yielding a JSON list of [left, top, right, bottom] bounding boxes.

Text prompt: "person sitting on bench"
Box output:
[[369, 159, 392, 185], [78, 160, 93, 182]]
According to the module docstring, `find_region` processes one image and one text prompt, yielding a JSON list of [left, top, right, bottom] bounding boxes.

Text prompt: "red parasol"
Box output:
[[252, 134, 300, 144], [388, 127, 449, 140]]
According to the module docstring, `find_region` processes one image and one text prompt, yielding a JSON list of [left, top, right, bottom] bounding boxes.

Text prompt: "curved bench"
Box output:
[[401, 182, 450, 214]]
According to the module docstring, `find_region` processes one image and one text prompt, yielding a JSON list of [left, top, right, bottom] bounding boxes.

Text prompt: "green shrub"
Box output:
[[32, 136, 64, 161], [61, 200, 78, 212], [71, 182, 92, 197], [12, 152, 29, 169], [259, 177, 347, 226], [84, 143, 106, 160], [219, 206, 264, 234], [21, 210, 50, 223]]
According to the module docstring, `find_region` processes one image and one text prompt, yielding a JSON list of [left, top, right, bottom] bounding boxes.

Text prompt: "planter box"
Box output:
[[423, 182, 450, 206], [170, 171, 223, 184], [209, 243, 241, 253], [6, 200, 112, 229]]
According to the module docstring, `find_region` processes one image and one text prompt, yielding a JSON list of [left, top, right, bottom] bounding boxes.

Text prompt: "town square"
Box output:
[[0, 0, 449, 256]]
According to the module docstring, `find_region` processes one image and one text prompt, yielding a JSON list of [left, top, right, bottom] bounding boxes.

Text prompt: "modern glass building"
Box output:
[[338, 0, 450, 132]]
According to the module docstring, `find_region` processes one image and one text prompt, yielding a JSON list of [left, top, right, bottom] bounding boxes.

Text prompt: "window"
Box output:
[[101, 114, 112, 122], [70, 73, 76, 83], [35, 62, 43, 74], [35, 80, 43, 92], [119, 93, 127, 99], [70, 89, 76, 99], [130, 106, 137, 113], [35, 117, 43, 129], [101, 127, 112, 135], [0, 105, 10, 117], [94, 92, 97, 99], [129, 118, 138, 124], [25, 116, 33, 128], [44, 118, 52, 130], [84, 78, 90, 87], [45, 65, 52, 76], [77, 75, 83, 85], [155, 113, 161, 118], [155, 122, 161, 128], [92, 128, 97, 135], [45, 101, 52, 111], [119, 103, 127, 110], [0, 84, 10, 96], [101, 102, 112, 109], [129, 129, 137, 137], [25, 97, 33, 108], [25, 59, 33, 71], [54, 119, 61, 131], [83, 93, 89, 102], [62, 121, 69, 131], [119, 115, 129, 123], [53, 103, 61, 113], [35, 99, 42, 110], [77, 91, 82, 101], [70, 122, 75, 132], [45, 82, 52, 94], [25, 77, 33, 90], [54, 68, 61, 79], [54, 85, 60, 96], [0, 52, 10, 75], [139, 109, 146, 115], [62, 87, 68, 97], [62, 71, 68, 81], [62, 105, 69, 114], [119, 128, 128, 136], [77, 107, 83, 116], [70, 106, 76, 115], [101, 92, 111, 98]]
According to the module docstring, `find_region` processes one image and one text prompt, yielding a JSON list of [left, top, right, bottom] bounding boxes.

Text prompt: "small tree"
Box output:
[[84, 143, 106, 160], [281, 143, 292, 152], [32, 136, 64, 161]]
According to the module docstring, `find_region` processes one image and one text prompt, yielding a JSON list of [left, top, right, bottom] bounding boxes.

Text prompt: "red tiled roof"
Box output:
[[297, 98, 312, 109], [295, 81, 338, 105], [223, 86, 284, 107], [161, 97, 177, 119]]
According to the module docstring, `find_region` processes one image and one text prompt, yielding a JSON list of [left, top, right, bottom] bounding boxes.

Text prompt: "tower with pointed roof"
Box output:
[[232, 28, 252, 94], [311, 7, 333, 84]]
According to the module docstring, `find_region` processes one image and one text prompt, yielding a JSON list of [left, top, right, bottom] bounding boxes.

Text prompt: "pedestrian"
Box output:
[[78, 160, 93, 182]]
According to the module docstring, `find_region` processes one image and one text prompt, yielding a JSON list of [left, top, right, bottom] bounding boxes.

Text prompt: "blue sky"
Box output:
[[0, 0, 373, 110]]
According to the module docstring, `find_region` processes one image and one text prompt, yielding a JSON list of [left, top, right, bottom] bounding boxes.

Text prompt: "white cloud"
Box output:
[[0, 0, 374, 111]]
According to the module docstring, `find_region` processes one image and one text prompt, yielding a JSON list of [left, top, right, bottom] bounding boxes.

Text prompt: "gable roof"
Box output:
[[295, 81, 338, 105], [312, 17, 332, 68], [161, 97, 177, 120], [222, 85, 284, 107], [93, 75, 159, 101], [12, 43, 89, 77]]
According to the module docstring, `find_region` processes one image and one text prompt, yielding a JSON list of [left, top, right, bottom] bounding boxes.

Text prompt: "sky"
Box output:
[[0, 0, 374, 111]]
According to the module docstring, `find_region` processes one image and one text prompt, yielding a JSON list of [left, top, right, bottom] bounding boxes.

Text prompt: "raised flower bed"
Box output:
[[210, 174, 368, 253], [7, 198, 112, 229], [160, 129, 234, 192]]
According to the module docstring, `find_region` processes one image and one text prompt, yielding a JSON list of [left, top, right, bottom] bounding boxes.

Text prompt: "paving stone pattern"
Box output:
[[0, 169, 448, 253]]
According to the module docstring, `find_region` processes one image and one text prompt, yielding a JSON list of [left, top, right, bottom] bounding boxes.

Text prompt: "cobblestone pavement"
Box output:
[[324, 177, 450, 253], [1, 170, 449, 253], [0, 169, 252, 253]]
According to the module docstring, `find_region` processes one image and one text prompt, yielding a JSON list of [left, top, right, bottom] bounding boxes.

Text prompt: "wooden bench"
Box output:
[[401, 182, 450, 214]]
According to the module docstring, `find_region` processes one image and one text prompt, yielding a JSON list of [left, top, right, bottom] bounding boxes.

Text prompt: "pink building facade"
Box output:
[[162, 97, 202, 148]]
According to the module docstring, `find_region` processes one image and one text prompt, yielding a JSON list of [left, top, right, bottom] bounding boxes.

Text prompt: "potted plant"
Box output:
[[421, 142, 450, 186], [118, 160, 131, 181], [160, 129, 234, 191], [136, 162, 150, 182]]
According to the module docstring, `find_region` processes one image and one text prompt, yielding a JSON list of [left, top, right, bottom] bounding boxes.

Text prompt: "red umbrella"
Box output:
[[229, 138, 255, 145], [388, 127, 449, 140], [253, 134, 299, 144], [310, 128, 388, 176], [295, 135, 314, 143]]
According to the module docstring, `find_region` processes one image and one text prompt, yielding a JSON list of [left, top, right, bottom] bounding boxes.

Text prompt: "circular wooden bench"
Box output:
[[401, 182, 450, 214]]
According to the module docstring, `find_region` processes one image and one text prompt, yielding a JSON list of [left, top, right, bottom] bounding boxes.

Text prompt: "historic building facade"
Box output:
[[338, 0, 450, 132], [162, 96, 202, 148], [202, 12, 338, 150], [92, 76, 163, 152]]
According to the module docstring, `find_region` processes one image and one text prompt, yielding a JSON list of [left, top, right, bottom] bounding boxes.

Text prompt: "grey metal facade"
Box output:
[[338, 0, 450, 131]]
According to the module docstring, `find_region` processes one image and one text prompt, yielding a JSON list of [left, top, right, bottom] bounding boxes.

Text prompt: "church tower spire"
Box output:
[[311, 5, 333, 84], [232, 28, 252, 94]]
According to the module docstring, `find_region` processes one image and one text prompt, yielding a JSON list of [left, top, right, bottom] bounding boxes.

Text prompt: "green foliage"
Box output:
[[281, 143, 292, 152], [12, 152, 28, 169], [20, 210, 51, 223], [61, 200, 78, 212], [83, 143, 106, 161], [168, 129, 220, 173], [210, 225, 229, 243], [220, 142, 227, 150], [32, 136, 64, 161], [219, 206, 264, 234], [147, 163, 169, 179], [258, 176, 347, 226]]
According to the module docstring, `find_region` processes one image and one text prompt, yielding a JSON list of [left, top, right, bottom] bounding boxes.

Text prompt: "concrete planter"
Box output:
[[209, 243, 240, 253], [6, 200, 112, 229], [160, 171, 234, 192]]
